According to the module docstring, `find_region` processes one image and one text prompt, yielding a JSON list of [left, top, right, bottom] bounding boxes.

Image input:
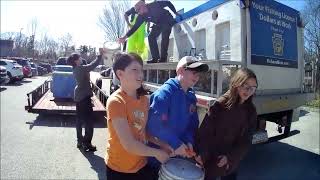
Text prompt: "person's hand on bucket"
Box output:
[[186, 143, 196, 158], [174, 143, 188, 157], [154, 149, 170, 163], [195, 155, 203, 166], [217, 155, 229, 170]]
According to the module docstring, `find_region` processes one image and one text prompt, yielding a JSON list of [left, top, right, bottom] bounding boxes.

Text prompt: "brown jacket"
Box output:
[[195, 99, 257, 178]]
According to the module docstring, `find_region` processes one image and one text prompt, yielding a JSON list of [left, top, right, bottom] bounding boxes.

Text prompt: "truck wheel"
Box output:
[[283, 110, 293, 137]]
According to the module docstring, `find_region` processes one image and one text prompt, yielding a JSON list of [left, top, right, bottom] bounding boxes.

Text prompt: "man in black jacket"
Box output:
[[118, 0, 181, 63]]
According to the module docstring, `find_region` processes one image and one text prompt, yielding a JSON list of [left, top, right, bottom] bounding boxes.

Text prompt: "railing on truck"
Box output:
[[143, 59, 242, 109]]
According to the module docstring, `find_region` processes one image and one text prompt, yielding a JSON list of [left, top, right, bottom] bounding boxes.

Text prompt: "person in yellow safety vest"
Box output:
[[124, 0, 149, 61]]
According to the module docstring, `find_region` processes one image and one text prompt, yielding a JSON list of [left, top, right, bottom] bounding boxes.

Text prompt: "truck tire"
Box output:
[[283, 110, 293, 137]]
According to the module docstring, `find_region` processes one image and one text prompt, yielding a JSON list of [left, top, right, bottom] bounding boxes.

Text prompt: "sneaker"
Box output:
[[147, 59, 158, 64], [77, 142, 82, 149], [82, 143, 97, 152]]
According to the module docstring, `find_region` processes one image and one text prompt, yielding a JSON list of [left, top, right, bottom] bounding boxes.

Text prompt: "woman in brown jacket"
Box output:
[[195, 68, 258, 180]]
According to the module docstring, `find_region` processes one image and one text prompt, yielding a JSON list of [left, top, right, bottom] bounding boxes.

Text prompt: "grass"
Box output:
[[305, 92, 320, 108]]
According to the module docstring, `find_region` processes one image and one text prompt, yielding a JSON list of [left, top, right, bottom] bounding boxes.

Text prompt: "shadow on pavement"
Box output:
[[28, 76, 39, 79], [0, 87, 7, 92], [80, 150, 106, 180], [26, 114, 106, 130], [299, 109, 310, 117], [3, 80, 32, 86], [238, 142, 320, 180]]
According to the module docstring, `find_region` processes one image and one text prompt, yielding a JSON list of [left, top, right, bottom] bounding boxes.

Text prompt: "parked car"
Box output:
[[55, 57, 87, 66], [39, 63, 52, 73], [56, 57, 68, 65], [0, 66, 10, 85], [30, 62, 38, 76], [54, 65, 73, 72], [94, 65, 107, 72], [15, 58, 32, 77], [0, 59, 24, 82], [37, 66, 48, 76]]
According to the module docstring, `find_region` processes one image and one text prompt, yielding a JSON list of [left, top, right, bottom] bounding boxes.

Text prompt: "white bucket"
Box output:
[[158, 158, 204, 180]]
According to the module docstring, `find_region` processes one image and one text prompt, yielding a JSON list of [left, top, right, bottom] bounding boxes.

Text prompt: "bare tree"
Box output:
[[47, 39, 58, 60], [59, 33, 73, 56], [27, 18, 39, 58], [38, 32, 50, 58], [0, 32, 16, 40], [98, 0, 130, 41], [302, 0, 320, 91]]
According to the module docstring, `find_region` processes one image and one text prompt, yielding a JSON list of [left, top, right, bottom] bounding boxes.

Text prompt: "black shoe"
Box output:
[[77, 142, 82, 149], [147, 59, 158, 64], [158, 58, 167, 63], [82, 144, 97, 152]]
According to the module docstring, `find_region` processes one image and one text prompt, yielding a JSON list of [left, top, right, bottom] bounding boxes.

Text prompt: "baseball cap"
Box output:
[[176, 56, 209, 73]]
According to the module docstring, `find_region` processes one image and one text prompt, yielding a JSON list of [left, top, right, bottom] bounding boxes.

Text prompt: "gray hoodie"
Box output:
[[73, 55, 102, 102]]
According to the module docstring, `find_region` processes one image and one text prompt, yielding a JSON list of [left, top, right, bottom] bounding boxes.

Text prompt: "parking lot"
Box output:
[[0, 76, 319, 180]]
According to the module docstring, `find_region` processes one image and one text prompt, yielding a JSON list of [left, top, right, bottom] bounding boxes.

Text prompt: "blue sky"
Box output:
[[0, 0, 306, 48]]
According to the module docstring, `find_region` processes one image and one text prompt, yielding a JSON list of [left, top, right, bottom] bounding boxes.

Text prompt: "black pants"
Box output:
[[76, 96, 94, 145], [148, 23, 173, 62], [106, 165, 158, 180]]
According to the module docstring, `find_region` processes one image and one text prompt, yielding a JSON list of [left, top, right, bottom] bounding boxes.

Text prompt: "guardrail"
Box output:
[[91, 82, 108, 108]]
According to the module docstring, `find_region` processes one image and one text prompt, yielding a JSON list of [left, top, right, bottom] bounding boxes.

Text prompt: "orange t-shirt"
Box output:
[[105, 89, 149, 173]]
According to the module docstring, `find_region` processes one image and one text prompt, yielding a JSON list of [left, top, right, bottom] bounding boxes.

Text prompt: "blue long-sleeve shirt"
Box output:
[[147, 78, 199, 150]]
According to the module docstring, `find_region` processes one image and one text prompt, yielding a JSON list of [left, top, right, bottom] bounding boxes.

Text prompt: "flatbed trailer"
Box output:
[[25, 79, 108, 116]]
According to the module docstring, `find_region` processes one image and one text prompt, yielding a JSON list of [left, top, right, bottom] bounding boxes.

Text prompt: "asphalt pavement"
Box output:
[[0, 76, 319, 180]]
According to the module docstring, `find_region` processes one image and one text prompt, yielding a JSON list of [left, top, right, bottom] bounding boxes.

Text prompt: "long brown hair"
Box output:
[[219, 68, 257, 109]]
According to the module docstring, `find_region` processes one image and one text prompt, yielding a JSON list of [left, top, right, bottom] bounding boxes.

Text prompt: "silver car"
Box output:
[[0, 66, 10, 85]]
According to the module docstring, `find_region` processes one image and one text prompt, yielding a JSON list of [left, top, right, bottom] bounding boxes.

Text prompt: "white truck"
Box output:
[[141, 0, 315, 143]]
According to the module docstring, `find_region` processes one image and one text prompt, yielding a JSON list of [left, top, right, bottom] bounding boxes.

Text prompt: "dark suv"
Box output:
[[56, 57, 67, 65], [39, 63, 52, 73]]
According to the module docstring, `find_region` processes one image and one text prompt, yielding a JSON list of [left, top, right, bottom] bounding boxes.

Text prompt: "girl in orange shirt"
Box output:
[[105, 52, 172, 180]]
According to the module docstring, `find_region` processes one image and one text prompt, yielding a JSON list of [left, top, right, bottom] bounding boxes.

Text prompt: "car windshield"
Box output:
[[30, 63, 36, 68], [56, 58, 67, 65]]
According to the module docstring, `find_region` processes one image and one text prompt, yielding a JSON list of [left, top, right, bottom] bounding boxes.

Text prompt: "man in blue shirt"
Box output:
[[146, 56, 209, 170]]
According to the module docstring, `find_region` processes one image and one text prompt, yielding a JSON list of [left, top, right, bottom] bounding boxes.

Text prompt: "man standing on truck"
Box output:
[[118, 0, 181, 63], [146, 56, 209, 172], [67, 48, 105, 152]]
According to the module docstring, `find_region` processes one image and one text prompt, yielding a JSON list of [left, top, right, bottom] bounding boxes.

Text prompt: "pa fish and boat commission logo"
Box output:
[[272, 33, 284, 56]]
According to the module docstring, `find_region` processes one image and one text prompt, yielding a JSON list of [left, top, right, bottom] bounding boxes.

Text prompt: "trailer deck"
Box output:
[[25, 79, 107, 115], [28, 91, 105, 115]]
